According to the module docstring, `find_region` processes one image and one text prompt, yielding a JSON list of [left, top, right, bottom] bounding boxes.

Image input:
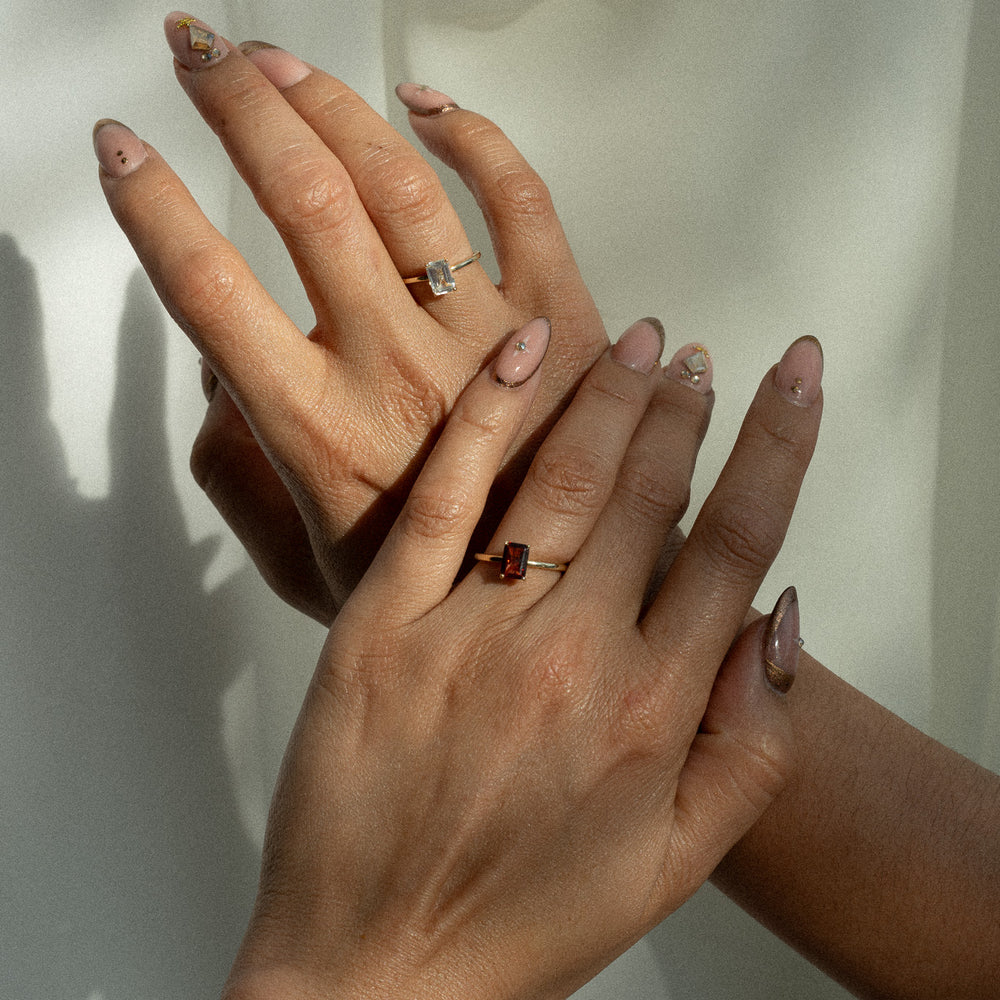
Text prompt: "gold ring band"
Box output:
[[475, 542, 568, 581], [403, 251, 482, 296]]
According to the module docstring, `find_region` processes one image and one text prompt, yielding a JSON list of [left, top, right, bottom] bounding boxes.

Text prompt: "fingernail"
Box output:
[[395, 82, 460, 116], [774, 336, 823, 406], [665, 342, 713, 393], [611, 318, 665, 374], [93, 119, 147, 178], [239, 41, 312, 88], [493, 317, 551, 388], [165, 12, 229, 70], [762, 586, 799, 695]]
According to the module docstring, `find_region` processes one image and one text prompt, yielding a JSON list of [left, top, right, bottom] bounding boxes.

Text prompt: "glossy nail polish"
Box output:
[[665, 342, 713, 393], [165, 12, 229, 70], [493, 317, 551, 388], [93, 120, 147, 178], [611, 318, 665, 374], [395, 82, 460, 116], [239, 41, 312, 88], [762, 586, 800, 694], [774, 336, 823, 406]]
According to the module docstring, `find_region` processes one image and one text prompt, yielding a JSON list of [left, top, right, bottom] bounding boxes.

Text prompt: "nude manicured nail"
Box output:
[[395, 82, 460, 116], [774, 336, 823, 406], [665, 342, 713, 393], [165, 12, 229, 70], [611, 318, 665, 374], [762, 586, 800, 695], [493, 318, 551, 388], [93, 120, 147, 178], [240, 41, 312, 88]]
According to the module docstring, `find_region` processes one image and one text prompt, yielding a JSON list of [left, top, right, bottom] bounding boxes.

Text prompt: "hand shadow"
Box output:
[[0, 237, 306, 999]]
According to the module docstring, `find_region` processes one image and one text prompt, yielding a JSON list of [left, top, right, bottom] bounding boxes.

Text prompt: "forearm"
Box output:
[[713, 652, 1000, 999]]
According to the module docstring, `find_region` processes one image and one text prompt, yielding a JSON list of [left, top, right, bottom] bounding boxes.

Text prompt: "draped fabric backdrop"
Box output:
[[2, 2, 996, 997]]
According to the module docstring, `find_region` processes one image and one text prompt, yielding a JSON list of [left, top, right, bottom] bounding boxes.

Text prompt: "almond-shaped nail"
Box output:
[[165, 12, 229, 70], [774, 336, 823, 406], [762, 586, 800, 695], [93, 120, 147, 178], [395, 82, 460, 116], [239, 41, 312, 88], [493, 317, 551, 388], [665, 342, 713, 393], [611, 318, 666, 374]]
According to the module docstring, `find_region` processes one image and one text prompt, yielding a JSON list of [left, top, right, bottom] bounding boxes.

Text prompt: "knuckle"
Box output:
[[614, 460, 689, 527], [493, 162, 557, 220], [168, 243, 247, 333], [403, 484, 469, 543], [526, 445, 610, 518], [363, 147, 448, 227], [265, 159, 356, 238], [698, 491, 785, 582], [610, 678, 675, 757]]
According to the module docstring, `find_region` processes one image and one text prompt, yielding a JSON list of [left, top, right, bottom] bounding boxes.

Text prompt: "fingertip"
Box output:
[[491, 317, 551, 388], [93, 119, 148, 178], [395, 82, 461, 116], [240, 42, 313, 89]]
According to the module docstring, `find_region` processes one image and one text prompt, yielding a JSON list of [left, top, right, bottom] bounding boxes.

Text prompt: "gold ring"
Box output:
[[402, 251, 482, 296], [475, 542, 568, 581]]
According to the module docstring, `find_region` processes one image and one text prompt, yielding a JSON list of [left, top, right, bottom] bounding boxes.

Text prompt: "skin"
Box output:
[[96, 16, 1000, 999]]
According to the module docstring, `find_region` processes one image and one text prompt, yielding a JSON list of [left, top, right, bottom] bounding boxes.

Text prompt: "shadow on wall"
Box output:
[[0, 237, 268, 998]]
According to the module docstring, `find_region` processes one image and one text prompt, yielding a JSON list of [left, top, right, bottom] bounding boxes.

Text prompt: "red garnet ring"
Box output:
[[475, 542, 569, 581]]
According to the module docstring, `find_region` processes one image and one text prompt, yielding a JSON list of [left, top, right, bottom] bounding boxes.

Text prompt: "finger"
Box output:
[[644, 337, 823, 670], [468, 319, 666, 596], [190, 374, 336, 625], [349, 319, 550, 624], [397, 85, 596, 322], [660, 590, 798, 902], [236, 53, 499, 326], [563, 343, 714, 617], [93, 120, 333, 446], [164, 14, 418, 336]]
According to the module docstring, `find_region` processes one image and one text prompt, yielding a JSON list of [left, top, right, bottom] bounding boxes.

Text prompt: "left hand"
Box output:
[[97, 15, 609, 624], [224, 320, 823, 1000]]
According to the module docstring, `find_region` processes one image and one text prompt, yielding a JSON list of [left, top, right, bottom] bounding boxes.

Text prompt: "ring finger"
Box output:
[[464, 320, 672, 603]]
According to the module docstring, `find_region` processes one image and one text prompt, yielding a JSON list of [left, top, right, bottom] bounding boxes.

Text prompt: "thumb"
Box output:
[[669, 588, 800, 887]]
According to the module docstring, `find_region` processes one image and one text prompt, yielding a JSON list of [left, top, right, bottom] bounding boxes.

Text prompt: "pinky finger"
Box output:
[[349, 318, 551, 623]]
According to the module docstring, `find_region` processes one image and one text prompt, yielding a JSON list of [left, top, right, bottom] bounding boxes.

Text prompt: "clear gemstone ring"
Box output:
[[402, 251, 482, 296]]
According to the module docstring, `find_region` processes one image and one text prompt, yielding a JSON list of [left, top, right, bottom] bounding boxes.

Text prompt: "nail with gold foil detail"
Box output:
[[762, 586, 800, 695], [165, 12, 229, 70], [665, 342, 713, 393]]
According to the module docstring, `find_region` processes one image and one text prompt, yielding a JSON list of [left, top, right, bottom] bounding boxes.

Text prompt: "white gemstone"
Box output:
[[425, 259, 456, 295], [683, 350, 708, 376], [189, 24, 217, 52]]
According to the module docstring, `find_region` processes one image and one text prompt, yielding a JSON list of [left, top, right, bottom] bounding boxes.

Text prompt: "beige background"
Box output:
[[1, 1, 996, 997]]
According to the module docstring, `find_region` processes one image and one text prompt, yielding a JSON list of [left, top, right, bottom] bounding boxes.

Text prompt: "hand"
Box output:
[[223, 320, 823, 1000], [96, 14, 608, 623]]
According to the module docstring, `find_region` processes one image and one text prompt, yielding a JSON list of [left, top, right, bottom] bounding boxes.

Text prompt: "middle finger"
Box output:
[[165, 15, 492, 339]]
